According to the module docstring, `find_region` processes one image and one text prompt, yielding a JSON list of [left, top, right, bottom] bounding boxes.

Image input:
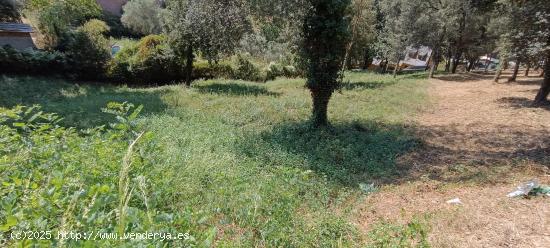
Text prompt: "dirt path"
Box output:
[[358, 72, 550, 247]]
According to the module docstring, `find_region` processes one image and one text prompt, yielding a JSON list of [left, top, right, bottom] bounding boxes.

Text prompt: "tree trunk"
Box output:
[[451, 51, 462, 73], [508, 60, 520, 82], [382, 59, 389, 73], [363, 49, 372, 70], [425, 51, 434, 71], [429, 60, 437, 78], [525, 63, 530, 76], [184, 45, 194, 87], [310, 88, 333, 127], [341, 41, 354, 73], [493, 58, 507, 83], [445, 50, 451, 72], [534, 56, 550, 105], [466, 58, 475, 72], [393, 59, 400, 78], [484, 54, 491, 72], [429, 49, 439, 78]]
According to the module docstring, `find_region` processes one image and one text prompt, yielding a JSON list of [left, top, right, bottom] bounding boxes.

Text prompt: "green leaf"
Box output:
[[0, 216, 18, 231], [27, 111, 43, 123], [12, 122, 26, 127], [202, 227, 218, 247], [128, 105, 143, 121]]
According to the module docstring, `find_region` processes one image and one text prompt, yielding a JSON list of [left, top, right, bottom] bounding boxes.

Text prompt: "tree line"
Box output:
[[3, 0, 550, 127], [162, 0, 549, 125]]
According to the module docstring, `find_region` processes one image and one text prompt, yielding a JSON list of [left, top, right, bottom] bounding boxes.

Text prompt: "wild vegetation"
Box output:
[[1, 73, 427, 246], [1, 0, 550, 246]]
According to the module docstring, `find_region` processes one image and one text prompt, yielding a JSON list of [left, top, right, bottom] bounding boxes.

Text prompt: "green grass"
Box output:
[[0, 72, 428, 246], [367, 217, 431, 248]]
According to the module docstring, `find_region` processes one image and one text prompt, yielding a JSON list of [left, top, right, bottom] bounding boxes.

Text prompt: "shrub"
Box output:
[[107, 35, 182, 84], [265, 62, 284, 81], [233, 55, 262, 82], [192, 61, 234, 80], [283, 65, 301, 78], [0, 0, 22, 22], [0, 45, 66, 75], [261, 62, 302, 81], [60, 19, 111, 80], [0, 19, 111, 79], [30, 0, 102, 48]]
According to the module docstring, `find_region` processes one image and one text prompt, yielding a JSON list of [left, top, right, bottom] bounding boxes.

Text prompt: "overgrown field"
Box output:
[[0, 72, 428, 247]]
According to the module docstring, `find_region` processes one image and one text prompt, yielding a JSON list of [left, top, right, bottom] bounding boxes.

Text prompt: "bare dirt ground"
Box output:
[[358, 71, 550, 247]]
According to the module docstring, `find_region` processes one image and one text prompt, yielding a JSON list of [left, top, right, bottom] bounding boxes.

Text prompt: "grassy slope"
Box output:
[[0, 72, 428, 246]]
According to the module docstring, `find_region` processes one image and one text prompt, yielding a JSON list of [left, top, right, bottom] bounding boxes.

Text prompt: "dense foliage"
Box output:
[[24, 0, 102, 48], [164, 0, 251, 85], [301, 0, 351, 126], [491, 0, 550, 103], [60, 19, 112, 80], [0, 0, 22, 22], [0, 46, 66, 75], [0, 103, 201, 247], [108, 35, 182, 84], [121, 0, 163, 35]]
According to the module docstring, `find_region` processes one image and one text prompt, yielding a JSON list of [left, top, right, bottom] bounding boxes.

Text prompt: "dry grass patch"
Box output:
[[357, 71, 550, 247]]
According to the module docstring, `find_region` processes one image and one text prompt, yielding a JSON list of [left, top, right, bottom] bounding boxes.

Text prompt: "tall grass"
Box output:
[[0, 72, 428, 246]]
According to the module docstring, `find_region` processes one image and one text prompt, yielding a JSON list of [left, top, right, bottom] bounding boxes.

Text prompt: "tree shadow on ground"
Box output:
[[0, 75, 168, 128], [399, 123, 550, 184], [340, 81, 397, 91], [400, 73, 429, 80], [235, 121, 420, 186], [434, 72, 494, 82], [194, 82, 281, 97], [237, 119, 550, 187], [497, 97, 550, 110], [511, 78, 544, 86]]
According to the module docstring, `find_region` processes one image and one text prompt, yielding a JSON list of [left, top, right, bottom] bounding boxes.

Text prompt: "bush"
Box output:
[[107, 35, 182, 84], [192, 61, 234, 80], [0, 19, 111, 80], [283, 65, 301, 78], [264, 62, 283, 81], [0, 45, 66, 75], [233, 55, 262, 82], [31, 0, 102, 48], [60, 19, 111, 80], [260, 62, 302, 82]]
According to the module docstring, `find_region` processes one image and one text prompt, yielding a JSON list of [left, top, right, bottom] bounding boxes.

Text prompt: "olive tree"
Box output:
[[163, 0, 250, 86], [121, 0, 163, 35]]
